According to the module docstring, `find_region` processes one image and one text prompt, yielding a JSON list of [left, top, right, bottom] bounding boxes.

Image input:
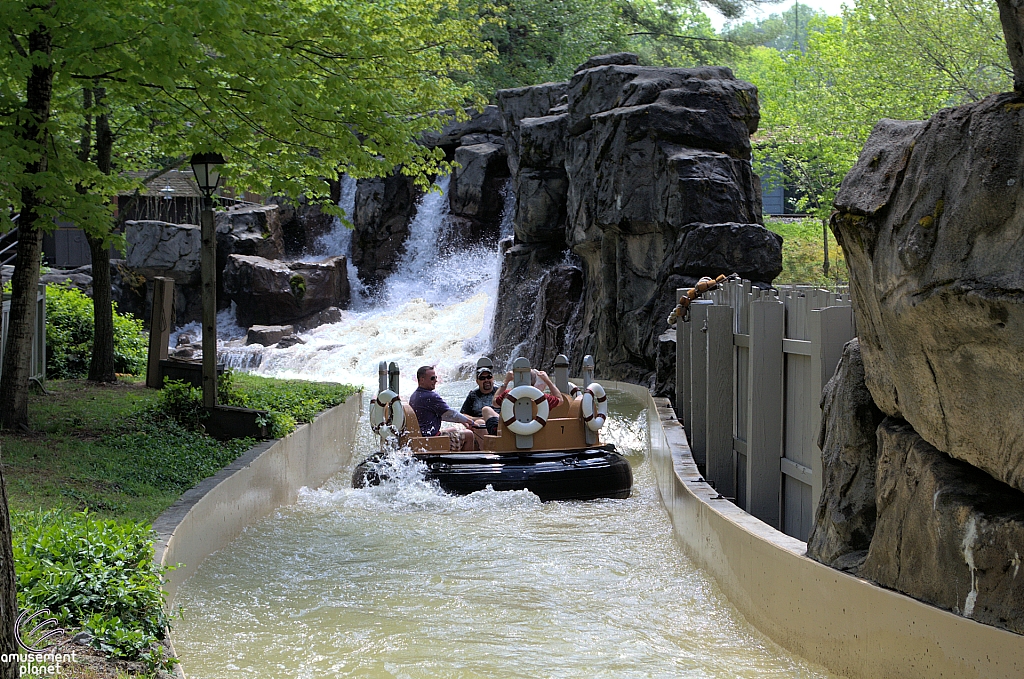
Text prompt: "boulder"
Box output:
[[655, 330, 676, 400], [270, 196, 337, 257], [276, 334, 306, 348], [125, 221, 201, 284], [832, 93, 1024, 494], [351, 171, 422, 286], [38, 265, 93, 293], [861, 418, 1024, 634], [245, 325, 295, 347], [222, 255, 350, 327], [807, 339, 886, 571], [215, 203, 284, 263], [574, 52, 640, 72], [671, 223, 783, 282], [449, 143, 510, 224], [495, 82, 569, 135], [422, 106, 504, 150]]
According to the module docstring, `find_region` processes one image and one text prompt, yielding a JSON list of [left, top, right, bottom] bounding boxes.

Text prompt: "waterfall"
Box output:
[[310, 174, 368, 309], [217, 176, 513, 389]]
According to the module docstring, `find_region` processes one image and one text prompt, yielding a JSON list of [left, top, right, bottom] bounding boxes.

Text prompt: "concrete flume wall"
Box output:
[[609, 379, 1024, 679], [153, 393, 363, 603]]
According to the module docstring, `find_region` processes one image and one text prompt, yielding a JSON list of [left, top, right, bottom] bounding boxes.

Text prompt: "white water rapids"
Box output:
[[170, 179, 835, 678]]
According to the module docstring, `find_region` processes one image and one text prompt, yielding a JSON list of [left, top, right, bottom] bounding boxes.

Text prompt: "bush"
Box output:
[[45, 284, 147, 378], [220, 370, 358, 437], [12, 509, 177, 672]]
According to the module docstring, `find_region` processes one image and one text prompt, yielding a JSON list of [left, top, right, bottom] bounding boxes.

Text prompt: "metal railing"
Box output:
[[1, 214, 18, 266]]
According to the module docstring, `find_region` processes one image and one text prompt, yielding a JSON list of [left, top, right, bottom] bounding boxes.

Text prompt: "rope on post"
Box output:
[[666, 273, 738, 325]]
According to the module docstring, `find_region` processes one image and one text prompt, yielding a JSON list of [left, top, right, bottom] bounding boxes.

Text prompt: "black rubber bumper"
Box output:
[[353, 445, 633, 501]]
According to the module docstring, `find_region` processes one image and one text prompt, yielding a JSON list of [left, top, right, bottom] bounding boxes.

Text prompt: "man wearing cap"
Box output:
[[460, 367, 497, 420]]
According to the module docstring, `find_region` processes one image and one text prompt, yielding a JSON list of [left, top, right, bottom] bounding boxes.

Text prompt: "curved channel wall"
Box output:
[[602, 380, 1024, 679], [153, 393, 363, 603], [154, 383, 1024, 677]]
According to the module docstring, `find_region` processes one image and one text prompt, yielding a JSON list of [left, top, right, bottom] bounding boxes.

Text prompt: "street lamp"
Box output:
[[190, 152, 225, 408]]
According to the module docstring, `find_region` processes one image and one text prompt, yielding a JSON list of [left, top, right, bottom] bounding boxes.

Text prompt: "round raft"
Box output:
[[352, 444, 632, 502]]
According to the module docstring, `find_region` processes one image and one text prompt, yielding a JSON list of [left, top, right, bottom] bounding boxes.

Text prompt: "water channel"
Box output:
[[170, 179, 834, 678]]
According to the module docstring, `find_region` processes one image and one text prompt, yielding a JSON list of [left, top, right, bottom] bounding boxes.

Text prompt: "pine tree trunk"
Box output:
[[88, 88, 116, 383]]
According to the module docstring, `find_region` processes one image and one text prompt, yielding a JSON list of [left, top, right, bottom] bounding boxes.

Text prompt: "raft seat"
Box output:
[[480, 396, 595, 453], [399, 404, 448, 452]]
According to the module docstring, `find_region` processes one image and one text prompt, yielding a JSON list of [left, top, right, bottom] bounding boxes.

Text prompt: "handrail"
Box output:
[[0, 225, 17, 266]]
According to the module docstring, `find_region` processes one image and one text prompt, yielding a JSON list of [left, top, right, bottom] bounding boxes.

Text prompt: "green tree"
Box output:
[[723, 2, 829, 52], [734, 0, 1009, 277]]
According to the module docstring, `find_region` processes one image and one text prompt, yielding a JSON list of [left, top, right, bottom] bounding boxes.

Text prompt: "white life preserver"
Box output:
[[581, 382, 608, 431], [567, 381, 582, 399], [500, 384, 550, 436], [369, 389, 405, 440]]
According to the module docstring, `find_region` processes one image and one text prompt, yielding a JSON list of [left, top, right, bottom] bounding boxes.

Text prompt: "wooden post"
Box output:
[[146, 277, 174, 388], [746, 294, 784, 529], [706, 304, 734, 498], [675, 288, 691, 439], [200, 197, 217, 408], [689, 300, 713, 469]]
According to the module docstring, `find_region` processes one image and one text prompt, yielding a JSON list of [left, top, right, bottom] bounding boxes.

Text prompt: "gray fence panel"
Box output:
[[746, 295, 785, 529], [706, 304, 734, 498]]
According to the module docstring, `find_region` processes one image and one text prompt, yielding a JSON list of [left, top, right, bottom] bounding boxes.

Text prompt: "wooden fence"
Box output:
[[675, 279, 854, 541]]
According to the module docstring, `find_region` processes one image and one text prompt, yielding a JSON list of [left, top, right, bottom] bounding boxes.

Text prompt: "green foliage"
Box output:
[[220, 370, 357, 437], [766, 217, 848, 285], [12, 509, 177, 672], [45, 284, 147, 379], [735, 0, 1010, 219], [723, 2, 828, 52], [108, 406, 254, 493], [157, 379, 207, 431]]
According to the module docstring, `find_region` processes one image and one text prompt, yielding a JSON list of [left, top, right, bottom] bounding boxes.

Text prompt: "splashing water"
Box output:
[[216, 176, 511, 389]]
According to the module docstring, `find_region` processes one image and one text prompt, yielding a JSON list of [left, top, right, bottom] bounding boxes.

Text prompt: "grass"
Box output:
[[1, 374, 358, 523], [766, 216, 849, 287]]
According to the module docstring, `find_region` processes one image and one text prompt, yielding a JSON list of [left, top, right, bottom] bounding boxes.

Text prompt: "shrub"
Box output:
[[157, 379, 207, 430], [45, 284, 147, 378], [220, 369, 357, 436], [12, 509, 177, 672]]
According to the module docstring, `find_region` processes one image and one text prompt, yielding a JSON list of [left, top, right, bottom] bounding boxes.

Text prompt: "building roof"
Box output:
[[120, 169, 202, 198]]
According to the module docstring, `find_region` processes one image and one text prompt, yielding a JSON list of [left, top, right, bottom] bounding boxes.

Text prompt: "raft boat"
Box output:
[[352, 355, 633, 501]]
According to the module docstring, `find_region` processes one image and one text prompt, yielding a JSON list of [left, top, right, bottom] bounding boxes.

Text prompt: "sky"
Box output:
[[705, 0, 850, 31]]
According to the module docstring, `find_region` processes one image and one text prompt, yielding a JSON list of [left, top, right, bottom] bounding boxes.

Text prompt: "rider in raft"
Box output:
[[476, 369, 564, 436]]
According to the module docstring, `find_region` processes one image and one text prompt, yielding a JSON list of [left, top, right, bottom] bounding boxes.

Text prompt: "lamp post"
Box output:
[[190, 152, 225, 409]]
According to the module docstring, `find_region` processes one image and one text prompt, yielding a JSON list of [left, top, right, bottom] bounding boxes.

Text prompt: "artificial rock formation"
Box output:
[[351, 107, 509, 287], [492, 55, 778, 380], [807, 339, 885, 571], [861, 418, 1024, 634], [832, 95, 1024, 495], [222, 254, 350, 327]]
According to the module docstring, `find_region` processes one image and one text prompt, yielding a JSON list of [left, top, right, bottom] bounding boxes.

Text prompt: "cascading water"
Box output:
[[217, 175, 511, 385], [311, 175, 369, 309]]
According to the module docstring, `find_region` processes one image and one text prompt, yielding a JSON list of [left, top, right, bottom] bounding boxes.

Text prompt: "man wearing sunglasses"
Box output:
[[410, 365, 480, 450]]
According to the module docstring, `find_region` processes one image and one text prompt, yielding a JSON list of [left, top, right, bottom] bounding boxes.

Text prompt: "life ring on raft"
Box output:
[[369, 389, 405, 440], [567, 381, 582, 399], [581, 383, 608, 431], [500, 385, 550, 436]]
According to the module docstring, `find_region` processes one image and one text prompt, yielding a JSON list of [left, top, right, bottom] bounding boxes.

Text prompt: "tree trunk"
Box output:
[[88, 88, 116, 383], [0, 463, 17, 679], [822, 218, 830, 278], [0, 8, 54, 433], [997, 0, 1024, 91], [0, 8, 54, 675]]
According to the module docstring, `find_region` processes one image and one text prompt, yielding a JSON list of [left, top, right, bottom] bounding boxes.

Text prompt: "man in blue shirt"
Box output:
[[409, 365, 480, 450]]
